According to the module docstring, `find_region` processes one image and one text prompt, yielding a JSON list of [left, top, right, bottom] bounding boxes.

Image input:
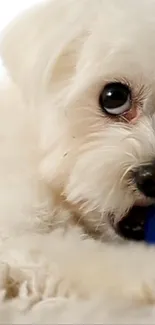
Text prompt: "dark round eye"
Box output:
[[99, 82, 131, 115]]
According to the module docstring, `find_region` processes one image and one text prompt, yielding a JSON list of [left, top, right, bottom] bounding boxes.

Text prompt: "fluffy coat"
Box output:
[[0, 0, 155, 322]]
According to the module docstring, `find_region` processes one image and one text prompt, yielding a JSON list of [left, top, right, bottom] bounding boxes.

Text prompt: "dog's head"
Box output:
[[2, 0, 155, 241]]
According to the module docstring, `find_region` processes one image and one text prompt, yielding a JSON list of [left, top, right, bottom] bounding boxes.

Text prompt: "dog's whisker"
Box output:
[[120, 165, 134, 183]]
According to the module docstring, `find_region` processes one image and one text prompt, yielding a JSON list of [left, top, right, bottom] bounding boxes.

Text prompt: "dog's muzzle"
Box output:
[[133, 161, 155, 198], [116, 206, 147, 241], [114, 161, 155, 241]]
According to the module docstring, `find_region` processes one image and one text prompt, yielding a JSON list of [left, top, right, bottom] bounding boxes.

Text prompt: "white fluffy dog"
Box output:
[[1, 0, 155, 323]]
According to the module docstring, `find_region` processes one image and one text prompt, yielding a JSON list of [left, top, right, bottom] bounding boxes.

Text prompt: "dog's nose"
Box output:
[[133, 162, 155, 198]]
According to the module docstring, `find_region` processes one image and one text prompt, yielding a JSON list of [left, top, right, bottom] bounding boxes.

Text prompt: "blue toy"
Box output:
[[145, 205, 155, 244]]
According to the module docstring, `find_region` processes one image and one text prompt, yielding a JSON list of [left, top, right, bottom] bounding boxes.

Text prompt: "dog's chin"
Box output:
[[111, 200, 154, 242]]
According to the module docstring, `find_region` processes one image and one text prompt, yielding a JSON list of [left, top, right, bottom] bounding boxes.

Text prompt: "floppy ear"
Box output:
[[0, 0, 90, 101]]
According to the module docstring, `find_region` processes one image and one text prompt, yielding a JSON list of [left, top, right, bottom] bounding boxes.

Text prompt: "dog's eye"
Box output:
[[99, 82, 131, 115]]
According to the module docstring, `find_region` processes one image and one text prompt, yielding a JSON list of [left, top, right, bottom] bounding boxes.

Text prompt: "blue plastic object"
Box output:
[[145, 205, 155, 244]]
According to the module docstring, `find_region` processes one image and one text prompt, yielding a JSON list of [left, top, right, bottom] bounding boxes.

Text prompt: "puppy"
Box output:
[[1, 0, 155, 242], [1, 0, 155, 322]]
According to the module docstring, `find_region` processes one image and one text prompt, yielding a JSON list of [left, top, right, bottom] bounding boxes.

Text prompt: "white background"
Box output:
[[0, 0, 39, 31]]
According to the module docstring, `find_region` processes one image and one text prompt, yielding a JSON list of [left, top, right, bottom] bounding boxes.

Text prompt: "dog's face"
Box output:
[[2, 0, 155, 241]]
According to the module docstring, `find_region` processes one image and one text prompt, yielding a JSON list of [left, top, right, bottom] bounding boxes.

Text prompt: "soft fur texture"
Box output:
[[1, 0, 155, 322]]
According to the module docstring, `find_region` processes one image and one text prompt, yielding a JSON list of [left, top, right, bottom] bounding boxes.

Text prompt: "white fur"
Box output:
[[0, 229, 155, 323], [0, 0, 155, 322]]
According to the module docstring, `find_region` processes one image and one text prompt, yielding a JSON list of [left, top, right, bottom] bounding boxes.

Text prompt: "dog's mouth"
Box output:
[[113, 203, 153, 241]]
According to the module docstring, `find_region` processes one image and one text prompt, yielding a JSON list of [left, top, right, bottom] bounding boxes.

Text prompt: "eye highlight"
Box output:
[[99, 82, 132, 116]]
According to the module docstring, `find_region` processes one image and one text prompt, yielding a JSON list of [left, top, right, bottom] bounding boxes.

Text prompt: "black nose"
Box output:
[[133, 162, 155, 198]]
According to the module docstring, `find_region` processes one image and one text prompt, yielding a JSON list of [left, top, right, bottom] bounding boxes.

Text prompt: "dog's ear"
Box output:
[[0, 0, 89, 101]]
